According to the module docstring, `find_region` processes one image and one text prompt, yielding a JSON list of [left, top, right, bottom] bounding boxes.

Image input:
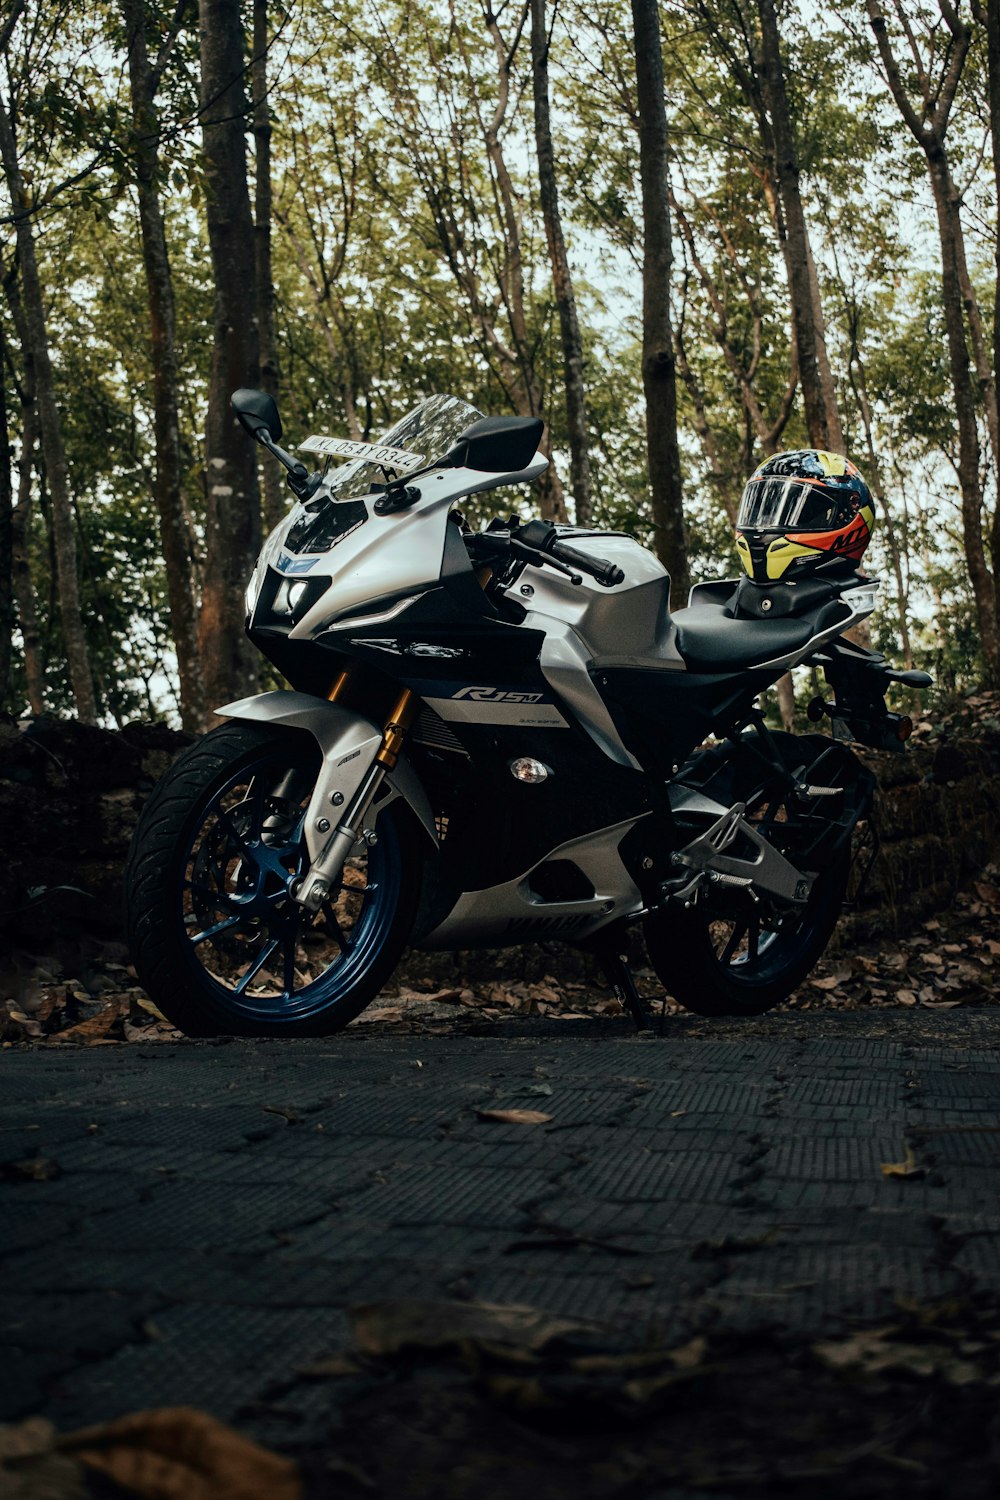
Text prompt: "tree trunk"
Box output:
[[530, 0, 592, 526], [984, 0, 1000, 629], [0, 324, 13, 708], [756, 0, 843, 453], [122, 0, 206, 731], [928, 150, 1000, 680], [198, 0, 262, 710], [3, 272, 44, 713], [631, 0, 690, 606], [0, 92, 97, 722], [252, 0, 283, 534]]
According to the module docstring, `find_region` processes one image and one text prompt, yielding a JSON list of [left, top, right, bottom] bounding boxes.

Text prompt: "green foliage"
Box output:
[[1, 0, 997, 721]]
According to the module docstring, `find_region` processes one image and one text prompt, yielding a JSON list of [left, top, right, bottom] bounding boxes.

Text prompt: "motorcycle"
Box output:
[[125, 390, 930, 1035]]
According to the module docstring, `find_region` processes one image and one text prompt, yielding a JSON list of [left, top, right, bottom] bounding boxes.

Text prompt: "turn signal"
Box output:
[[510, 757, 550, 784]]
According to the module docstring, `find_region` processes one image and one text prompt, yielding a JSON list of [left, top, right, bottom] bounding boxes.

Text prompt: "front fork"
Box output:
[[293, 686, 417, 912]]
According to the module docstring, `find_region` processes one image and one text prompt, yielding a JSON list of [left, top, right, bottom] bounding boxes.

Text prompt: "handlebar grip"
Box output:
[[549, 540, 625, 588]]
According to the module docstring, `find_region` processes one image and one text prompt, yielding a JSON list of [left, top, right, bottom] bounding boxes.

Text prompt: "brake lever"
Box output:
[[510, 539, 582, 584]]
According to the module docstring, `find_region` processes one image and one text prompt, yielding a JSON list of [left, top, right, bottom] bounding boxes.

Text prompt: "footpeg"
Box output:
[[667, 802, 814, 906]]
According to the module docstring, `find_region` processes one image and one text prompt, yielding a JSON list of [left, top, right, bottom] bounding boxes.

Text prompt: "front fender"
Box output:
[[216, 690, 438, 858]]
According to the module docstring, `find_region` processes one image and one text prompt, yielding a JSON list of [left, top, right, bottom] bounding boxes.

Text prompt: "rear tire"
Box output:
[[125, 722, 420, 1037], [643, 849, 849, 1017]]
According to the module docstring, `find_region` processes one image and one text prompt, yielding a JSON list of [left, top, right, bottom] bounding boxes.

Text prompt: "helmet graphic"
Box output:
[[735, 450, 875, 583]]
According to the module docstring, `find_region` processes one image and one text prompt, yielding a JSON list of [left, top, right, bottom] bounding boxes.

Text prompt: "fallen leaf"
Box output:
[[1, 1156, 61, 1183], [880, 1147, 926, 1179], [896, 990, 917, 1006], [809, 976, 841, 991], [62, 1407, 301, 1500], [477, 1108, 552, 1125], [0, 1416, 85, 1498], [670, 1110, 688, 1118], [262, 1105, 300, 1125], [351, 1299, 598, 1358]]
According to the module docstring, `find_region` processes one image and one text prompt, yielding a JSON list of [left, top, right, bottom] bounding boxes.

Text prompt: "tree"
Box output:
[[530, 0, 592, 524], [121, 0, 205, 730], [0, 1, 98, 722], [755, 0, 843, 452], [866, 0, 999, 681], [0, 322, 13, 706], [631, 0, 690, 604], [197, 0, 262, 709], [252, 0, 283, 533]]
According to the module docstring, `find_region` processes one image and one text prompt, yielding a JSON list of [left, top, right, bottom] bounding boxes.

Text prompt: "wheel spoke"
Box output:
[[720, 919, 749, 966], [233, 937, 280, 995], [282, 934, 297, 998], [322, 900, 351, 953], [184, 879, 236, 910], [746, 917, 760, 961], [189, 915, 242, 946]]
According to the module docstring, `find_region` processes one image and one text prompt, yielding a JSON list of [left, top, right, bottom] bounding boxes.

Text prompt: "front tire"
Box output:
[[125, 722, 420, 1037]]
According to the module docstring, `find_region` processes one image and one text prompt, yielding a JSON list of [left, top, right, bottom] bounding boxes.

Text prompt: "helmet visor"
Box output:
[[737, 477, 856, 531]]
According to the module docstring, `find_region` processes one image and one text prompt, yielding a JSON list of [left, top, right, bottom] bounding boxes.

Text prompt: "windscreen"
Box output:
[[318, 394, 484, 501], [737, 477, 857, 532]]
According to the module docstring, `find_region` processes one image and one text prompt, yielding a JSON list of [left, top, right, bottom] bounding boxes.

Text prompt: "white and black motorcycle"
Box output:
[[125, 391, 929, 1035]]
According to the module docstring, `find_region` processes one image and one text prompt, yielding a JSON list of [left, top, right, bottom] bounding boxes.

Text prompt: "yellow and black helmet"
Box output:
[[735, 450, 876, 583]]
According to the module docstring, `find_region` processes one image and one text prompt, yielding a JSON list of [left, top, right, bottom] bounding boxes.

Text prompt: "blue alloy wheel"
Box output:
[[125, 723, 420, 1036]]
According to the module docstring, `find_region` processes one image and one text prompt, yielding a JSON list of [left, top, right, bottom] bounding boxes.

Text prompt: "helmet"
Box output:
[[735, 449, 875, 583]]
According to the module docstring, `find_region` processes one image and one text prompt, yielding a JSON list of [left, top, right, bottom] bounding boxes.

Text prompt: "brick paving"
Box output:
[[2, 1009, 999, 1448]]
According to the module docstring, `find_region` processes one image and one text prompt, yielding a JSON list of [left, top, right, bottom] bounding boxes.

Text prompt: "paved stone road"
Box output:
[[2, 1009, 999, 1449]]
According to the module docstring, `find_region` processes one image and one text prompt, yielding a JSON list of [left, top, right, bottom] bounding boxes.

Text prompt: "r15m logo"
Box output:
[[451, 686, 544, 704]]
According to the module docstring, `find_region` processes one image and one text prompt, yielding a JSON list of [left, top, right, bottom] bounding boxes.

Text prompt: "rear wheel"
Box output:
[[643, 849, 849, 1017], [125, 722, 420, 1036]]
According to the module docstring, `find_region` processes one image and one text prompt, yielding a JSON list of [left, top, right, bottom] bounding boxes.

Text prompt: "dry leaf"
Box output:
[[351, 1299, 597, 1358], [896, 989, 917, 1006], [477, 1108, 553, 1125], [0, 1416, 85, 1499], [62, 1407, 301, 1500], [1, 1157, 61, 1183], [880, 1147, 925, 1179]]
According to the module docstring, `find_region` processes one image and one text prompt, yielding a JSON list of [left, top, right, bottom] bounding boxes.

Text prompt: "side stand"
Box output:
[[595, 941, 655, 1033]]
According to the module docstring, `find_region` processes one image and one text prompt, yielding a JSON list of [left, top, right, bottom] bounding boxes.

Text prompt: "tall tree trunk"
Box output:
[[530, 0, 592, 526], [10, 414, 43, 715], [756, 0, 843, 454], [631, 0, 690, 606], [198, 0, 262, 710], [0, 96, 97, 722], [928, 151, 1000, 678], [3, 272, 44, 714], [0, 324, 13, 708], [252, 0, 283, 534], [122, 0, 206, 731], [983, 0, 1000, 628], [866, 0, 997, 681]]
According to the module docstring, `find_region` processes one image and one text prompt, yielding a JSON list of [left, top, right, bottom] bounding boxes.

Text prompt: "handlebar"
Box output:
[[515, 520, 624, 588]]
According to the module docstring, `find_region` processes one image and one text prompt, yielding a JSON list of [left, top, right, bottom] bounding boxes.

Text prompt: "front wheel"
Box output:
[[643, 851, 849, 1017], [125, 722, 421, 1036]]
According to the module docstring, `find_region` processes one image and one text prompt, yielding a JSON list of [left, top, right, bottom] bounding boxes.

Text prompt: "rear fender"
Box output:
[[216, 690, 438, 859]]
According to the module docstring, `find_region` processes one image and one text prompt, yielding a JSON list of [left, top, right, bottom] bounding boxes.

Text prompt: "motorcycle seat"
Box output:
[[672, 602, 820, 672]]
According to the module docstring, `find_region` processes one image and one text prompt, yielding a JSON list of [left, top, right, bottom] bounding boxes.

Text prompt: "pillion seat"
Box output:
[[672, 601, 837, 673]]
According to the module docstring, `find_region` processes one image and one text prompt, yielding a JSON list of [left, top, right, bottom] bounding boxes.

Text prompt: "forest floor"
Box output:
[[3, 857, 999, 1047]]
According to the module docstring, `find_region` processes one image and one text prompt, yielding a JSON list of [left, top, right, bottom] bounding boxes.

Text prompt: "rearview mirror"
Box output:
[[443, 415, 544, 473], [231, 388, 282, 442]]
